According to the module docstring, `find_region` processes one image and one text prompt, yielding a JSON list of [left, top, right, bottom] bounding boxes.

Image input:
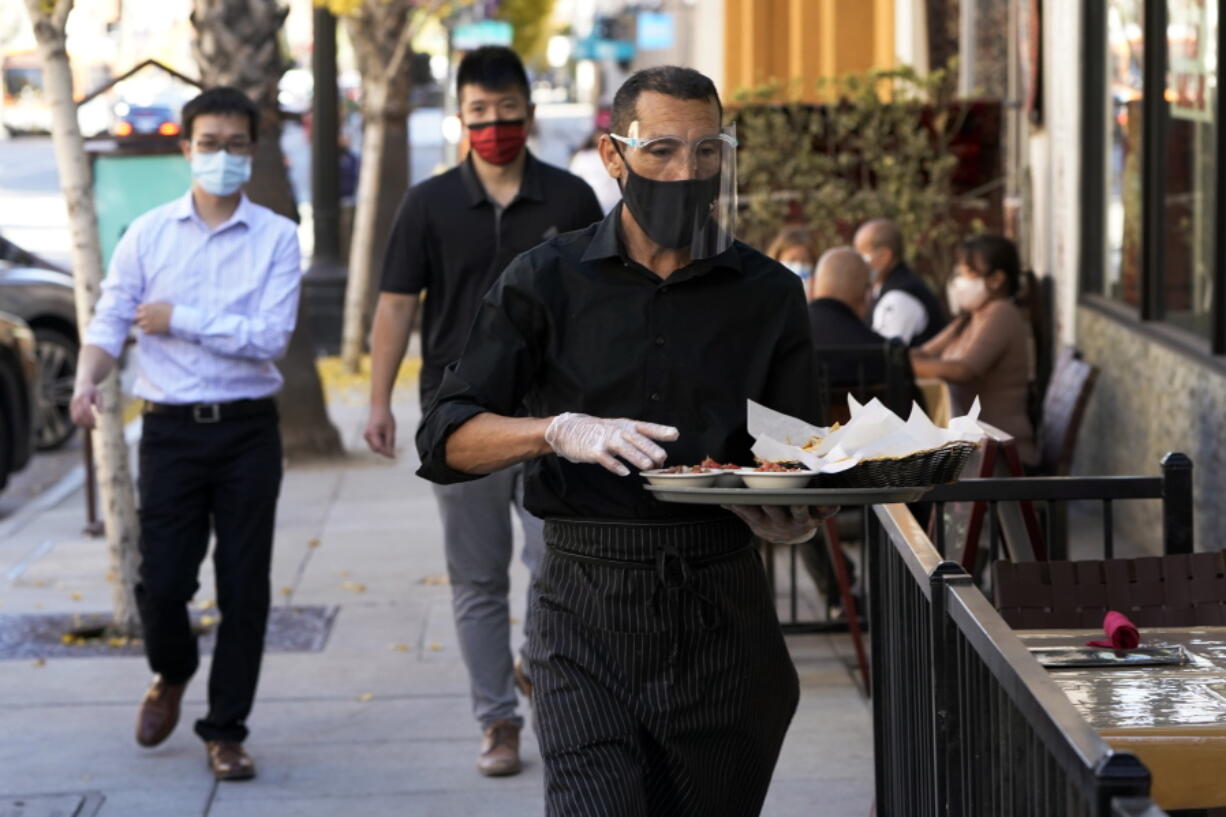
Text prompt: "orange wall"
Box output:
[[724, 0, 895, 98]]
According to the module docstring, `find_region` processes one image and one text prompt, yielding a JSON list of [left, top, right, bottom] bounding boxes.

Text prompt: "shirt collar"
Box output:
[[173, 190, 254, 231], [580, 204, 743, 277], [459, 150, 543, 208]]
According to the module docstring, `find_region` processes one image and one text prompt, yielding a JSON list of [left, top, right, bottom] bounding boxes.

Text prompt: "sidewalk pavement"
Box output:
[[0, 386, 873, 817]]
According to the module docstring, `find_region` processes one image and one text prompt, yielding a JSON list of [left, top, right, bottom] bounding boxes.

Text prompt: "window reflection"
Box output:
[[1106, 0, 1145, 307], [1163, 0, 1218, 337]]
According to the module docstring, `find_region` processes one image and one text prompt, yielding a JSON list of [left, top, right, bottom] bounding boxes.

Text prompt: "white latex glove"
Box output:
[[545, 412, 680, 476], [724, 505, 839, 545]]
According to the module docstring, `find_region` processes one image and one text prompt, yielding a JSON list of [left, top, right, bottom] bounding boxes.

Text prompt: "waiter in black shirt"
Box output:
[[417, 66, 828, 817], [364, 47, 602, 777]]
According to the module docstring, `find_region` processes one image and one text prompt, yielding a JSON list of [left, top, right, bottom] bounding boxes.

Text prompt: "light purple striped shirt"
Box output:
[[84, 191, 302, 404]]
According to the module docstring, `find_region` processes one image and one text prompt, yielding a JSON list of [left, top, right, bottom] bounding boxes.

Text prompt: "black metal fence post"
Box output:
[[930, 562, 972, 817], [1160, 452, 1193, 554], [1095, 753, 1153, 815]]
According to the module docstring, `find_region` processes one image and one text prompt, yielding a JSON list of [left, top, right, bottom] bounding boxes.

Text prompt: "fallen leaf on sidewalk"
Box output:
[[341, 581, 367, 594], [419, 574, 450, 586], [69, 592, 82, 601], [509, 617, 520, 624], [308, 538, 321, 548], [199, 615, 218, 628], [389, 643, 412, 652], [32, 658, 45, 667], [357, 692, 373, 702], [339, 569, 351, 577], [279, 587, 293, 597], [427, 642, 444, 652]]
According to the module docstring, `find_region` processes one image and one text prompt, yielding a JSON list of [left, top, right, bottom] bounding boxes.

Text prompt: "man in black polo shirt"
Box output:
[[363, 47, 602, 777], [417, 66, 828, 816], [854, 217, 947, 346]]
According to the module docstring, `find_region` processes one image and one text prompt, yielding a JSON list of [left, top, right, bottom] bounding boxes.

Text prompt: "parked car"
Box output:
[[113, 102, 179, 138], [0, 312, 38, 493], [0, 240, 79, 450]]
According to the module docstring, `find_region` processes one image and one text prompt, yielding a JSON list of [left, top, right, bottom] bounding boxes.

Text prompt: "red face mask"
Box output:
[[468, 119, 527, 165]]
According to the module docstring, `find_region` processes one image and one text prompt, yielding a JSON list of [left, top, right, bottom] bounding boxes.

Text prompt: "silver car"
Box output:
[[0, 252, 79, 451]]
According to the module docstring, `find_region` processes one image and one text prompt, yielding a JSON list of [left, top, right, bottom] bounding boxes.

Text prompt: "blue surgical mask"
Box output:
[[191, 150, 252, 196], [783, 261, 813, 282]]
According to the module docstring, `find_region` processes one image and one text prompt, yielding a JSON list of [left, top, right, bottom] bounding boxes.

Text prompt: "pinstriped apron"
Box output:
[[525, 517, 800, 817]]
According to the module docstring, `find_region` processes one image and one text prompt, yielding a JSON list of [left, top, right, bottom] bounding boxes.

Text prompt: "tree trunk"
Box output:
[[23, 0, 141, 635], [338, 2, 416, 373], [192, 0, 343, 460], [339, 76, 409, 371]]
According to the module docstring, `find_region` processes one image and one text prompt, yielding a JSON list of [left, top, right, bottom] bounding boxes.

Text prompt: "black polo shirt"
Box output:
[[415, 206, 820, 522], [380, 151, 604, 404]]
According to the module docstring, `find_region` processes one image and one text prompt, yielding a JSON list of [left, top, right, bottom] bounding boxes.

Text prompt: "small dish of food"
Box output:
[[735, 463, 817, 489], [700, 457, 744, 487], [641, 465, 718, 488]]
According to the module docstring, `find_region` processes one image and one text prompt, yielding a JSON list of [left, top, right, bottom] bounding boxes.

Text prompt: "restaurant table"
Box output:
[[917, 377, 952, 427], [1019, 627, 1226, 811]]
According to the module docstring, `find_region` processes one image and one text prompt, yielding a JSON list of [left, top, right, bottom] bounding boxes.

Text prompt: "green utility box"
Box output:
[[87, 139, 190, 270]]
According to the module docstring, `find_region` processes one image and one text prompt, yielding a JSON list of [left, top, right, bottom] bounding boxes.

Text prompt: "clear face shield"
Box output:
[[610, 123, 737, 260]]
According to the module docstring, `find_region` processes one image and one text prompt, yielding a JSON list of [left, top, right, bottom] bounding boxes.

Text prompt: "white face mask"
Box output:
[[948, 274, 990, 313], [191, 149, 252, 196], [783, 261, 813, 282]]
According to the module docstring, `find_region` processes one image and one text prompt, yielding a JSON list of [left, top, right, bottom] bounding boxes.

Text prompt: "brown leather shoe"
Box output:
[[135, 675, 188, 747], [513, 657, 533, 700], [206, 740, 256, 781], [477, 720, 522, 777]]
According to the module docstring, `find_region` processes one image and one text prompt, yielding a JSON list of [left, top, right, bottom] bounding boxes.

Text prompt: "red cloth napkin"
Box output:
[[1086, 611, 1140, 650]]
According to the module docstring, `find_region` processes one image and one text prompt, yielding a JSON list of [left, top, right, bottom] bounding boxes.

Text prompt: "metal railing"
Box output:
[[924, 453, 1193, 564], [869, 503, 1169, 817]]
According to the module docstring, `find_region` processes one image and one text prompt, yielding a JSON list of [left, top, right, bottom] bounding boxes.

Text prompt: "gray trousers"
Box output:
[[431, 465, 544, 730]]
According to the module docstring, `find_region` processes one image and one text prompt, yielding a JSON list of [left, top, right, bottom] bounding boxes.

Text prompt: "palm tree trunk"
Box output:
[[24, 0, 141, 635], [339, 76, 409, 371]]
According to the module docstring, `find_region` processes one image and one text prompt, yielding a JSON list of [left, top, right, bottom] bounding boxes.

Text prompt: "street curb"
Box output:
[[0, 416, 142, 550]]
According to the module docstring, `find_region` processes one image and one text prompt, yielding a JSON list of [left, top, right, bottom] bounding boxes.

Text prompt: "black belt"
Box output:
[[142, 398, 276, 423]]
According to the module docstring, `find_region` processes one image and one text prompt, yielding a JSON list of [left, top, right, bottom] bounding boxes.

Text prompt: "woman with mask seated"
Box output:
[[766, 225, 818, 289], [910, 234, 1037, 466]]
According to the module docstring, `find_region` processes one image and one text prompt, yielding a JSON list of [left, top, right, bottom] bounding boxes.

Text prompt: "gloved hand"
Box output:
[[724, 504, 839, 545], [545, 412, 679, 476]]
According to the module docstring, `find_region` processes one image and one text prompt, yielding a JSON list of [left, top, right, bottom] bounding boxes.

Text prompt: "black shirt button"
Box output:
[[655, 335, 665, 346], [650, 392, 662, 402]]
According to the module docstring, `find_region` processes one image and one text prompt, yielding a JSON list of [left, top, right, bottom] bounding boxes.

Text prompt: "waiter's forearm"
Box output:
[[75, 344, 118, 388], [370, 293, 418, 409], [445, 412, 553, 475]]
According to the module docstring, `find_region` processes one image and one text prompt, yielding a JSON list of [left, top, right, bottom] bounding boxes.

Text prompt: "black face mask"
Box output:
[[617, 155, 720, 249]]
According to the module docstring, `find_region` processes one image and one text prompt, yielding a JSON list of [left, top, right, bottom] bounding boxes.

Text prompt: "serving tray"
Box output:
[[644, 484, 931, 506], [1030, 645, 1188, 669]]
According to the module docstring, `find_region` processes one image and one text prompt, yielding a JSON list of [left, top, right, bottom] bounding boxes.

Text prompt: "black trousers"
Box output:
[[525, 517, 799, 817], [136, 409, 282, 743]]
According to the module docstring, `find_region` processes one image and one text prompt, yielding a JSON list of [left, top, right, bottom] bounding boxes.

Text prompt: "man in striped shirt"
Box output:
[[71, 87, 300, 783]]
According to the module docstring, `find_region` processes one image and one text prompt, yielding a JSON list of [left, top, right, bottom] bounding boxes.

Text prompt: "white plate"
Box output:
[[640, 469, 718, 488], [711, 471, 743, 488], [734, 468, 818, 490]]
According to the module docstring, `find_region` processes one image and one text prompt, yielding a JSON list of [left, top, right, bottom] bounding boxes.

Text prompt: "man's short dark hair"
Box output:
[[610, 66, 722, 135], [457, 46, 530, 102], [181, 87, 260, 143]]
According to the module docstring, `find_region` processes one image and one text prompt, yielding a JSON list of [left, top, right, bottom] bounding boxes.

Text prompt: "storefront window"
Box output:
[[1162, 0, 1218, 337], [1105, 0, 1146, 307]]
